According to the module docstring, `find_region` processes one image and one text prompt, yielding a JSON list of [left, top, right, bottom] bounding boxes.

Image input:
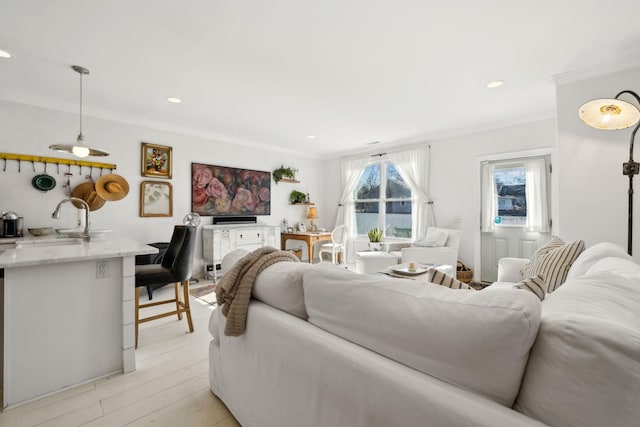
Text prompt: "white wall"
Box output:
[[0, 100, 324, 275], [555, 66, 640, 258], [323, 118, 556, 268], [430, 120, 555, 266]]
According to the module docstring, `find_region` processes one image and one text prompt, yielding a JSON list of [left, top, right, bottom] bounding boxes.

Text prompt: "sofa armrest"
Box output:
[[497, 258, 529, 283]]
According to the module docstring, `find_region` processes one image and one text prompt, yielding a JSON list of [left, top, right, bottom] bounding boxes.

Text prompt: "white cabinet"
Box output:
[[202, 223, 280, 280]]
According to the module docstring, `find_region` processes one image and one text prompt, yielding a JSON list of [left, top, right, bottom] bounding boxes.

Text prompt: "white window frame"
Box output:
[[353, 157, 413, 238]]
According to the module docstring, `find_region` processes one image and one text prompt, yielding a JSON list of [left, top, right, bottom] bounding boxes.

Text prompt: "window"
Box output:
[[354, 160, 412, 237], [493, 166, 527, 226]]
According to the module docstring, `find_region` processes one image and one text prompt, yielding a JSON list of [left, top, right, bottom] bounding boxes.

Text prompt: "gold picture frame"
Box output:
[[141, 142, 172, 178], [140, 180, 173, 217]]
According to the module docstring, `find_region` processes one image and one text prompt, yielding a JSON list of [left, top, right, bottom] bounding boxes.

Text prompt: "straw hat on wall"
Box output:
[[96, 174, 130, 201], [71, 182, 106, 211]]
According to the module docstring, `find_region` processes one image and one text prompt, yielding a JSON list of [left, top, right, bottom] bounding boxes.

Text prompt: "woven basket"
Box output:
[[287, 248, 303, 260], [456, 261, 473, 283]]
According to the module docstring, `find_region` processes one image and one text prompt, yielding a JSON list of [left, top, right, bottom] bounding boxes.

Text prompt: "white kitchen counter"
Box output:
[[0, 235, 156, 268], [0, 235, 157, 408]]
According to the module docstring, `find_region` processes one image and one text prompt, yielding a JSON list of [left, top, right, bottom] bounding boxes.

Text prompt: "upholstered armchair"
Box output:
[[387, 227, 461, 268]]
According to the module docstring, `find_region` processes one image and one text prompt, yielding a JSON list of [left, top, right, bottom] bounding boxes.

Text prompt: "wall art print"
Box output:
[[191, 163, 271, 216], [141, 142, 172, 178], [140, 180, 173, 217]]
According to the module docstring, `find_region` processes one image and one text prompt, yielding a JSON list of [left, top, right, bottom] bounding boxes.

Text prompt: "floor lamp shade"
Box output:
[[578, 90, 640, 255]]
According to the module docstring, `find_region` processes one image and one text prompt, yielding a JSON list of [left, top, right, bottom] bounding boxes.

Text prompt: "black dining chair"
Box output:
[[134, 225, 196, 348]]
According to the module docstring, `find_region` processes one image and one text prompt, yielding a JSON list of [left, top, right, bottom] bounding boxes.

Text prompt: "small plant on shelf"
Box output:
[[273, 165, 298, 183], [289, 190, 307, 204]]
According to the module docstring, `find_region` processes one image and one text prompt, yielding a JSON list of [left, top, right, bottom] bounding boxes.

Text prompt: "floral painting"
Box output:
[[191, 163, 271, 216]]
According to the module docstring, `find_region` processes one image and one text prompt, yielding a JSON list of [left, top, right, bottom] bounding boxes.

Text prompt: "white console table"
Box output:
[[202, 223, 280, 281]]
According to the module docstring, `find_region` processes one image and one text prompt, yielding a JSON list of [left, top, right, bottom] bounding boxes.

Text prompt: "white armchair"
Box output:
[[496, 257, 529, 283], [388, 227, 461, 269]]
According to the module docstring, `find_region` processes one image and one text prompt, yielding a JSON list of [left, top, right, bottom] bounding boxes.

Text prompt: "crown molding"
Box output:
[[550, 52, 640, 86]]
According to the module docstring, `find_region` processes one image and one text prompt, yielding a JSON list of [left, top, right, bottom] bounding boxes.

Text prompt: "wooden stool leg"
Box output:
[[182, 280, 194, 333], [174, 282, 183, 320], [135, 287, 140, 349]]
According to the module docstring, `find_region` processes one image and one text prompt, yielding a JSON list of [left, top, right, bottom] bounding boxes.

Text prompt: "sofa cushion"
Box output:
[[521, 238, 585, 292], [252, 262, 315, 320], [514, 262, 640, 427], [426, 269, 472, 289], [565, 241, 632, 281], [303, 265, 541, 407], [416, 227, 449, 247]]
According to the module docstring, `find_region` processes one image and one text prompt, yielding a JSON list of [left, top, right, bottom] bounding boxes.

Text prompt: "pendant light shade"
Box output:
[[49, 65, 109, 157]]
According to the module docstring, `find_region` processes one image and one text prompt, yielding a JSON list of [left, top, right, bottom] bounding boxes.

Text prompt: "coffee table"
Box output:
[[380, 263, 454, 280]]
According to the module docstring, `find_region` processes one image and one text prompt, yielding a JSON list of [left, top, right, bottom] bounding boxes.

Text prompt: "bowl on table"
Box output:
[[28, 227, 53, 236]]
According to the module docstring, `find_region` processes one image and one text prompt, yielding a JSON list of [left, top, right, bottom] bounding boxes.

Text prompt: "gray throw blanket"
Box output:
[[215, 246, 300, 336]]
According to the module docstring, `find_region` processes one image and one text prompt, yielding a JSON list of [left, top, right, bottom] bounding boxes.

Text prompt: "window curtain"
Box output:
[[387, 146, 432, 240], [524, 158, 550, 232], [336, 157, 367, 261], [481, 163, 496, 233]]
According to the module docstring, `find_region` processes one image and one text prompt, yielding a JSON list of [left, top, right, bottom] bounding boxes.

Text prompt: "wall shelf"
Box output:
[[278, 178, 300, 184], [289, 202, 315, 206]]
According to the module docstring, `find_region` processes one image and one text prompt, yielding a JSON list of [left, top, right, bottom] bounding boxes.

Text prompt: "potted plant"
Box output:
[[367, 227, 383, 251], [289, 190, 307, 204], [273, 165, 298, 183]]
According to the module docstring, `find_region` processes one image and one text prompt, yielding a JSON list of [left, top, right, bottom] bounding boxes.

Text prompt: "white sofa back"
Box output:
[[514, 243, 640, 426], [303, 265, 541, 407]]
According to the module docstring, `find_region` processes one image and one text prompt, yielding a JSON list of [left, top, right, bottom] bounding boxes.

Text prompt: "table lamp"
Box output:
[[307, 207, 318, 231]]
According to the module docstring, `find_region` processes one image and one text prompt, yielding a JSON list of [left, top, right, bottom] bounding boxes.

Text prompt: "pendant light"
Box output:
[[49, 65, 109, 157]]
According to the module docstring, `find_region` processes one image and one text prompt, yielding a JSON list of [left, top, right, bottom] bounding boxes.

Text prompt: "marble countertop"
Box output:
[[0, 235, 158, 268]]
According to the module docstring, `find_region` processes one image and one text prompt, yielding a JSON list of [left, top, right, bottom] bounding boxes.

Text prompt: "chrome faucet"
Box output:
[[52, 197, 91, 242]]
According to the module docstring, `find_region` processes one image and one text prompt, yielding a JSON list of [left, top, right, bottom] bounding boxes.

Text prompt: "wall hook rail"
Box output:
[[0, 152, 116, 172]]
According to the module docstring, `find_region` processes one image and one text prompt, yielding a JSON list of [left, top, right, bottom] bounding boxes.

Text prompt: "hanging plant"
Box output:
[[273, 165, 297, 183]]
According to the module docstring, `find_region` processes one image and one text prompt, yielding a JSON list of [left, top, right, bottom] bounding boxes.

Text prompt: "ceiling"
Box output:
[[2, 1, 640, 158]]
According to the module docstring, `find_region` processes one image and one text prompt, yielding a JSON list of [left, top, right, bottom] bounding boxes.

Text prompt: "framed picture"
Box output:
[[297, 223, 306, 232], [141, 142, 172, 178], [140, 180, 173, 217]]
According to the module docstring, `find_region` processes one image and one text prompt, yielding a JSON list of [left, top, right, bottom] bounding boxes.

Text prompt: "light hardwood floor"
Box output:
[[0, 280, 241, 427]]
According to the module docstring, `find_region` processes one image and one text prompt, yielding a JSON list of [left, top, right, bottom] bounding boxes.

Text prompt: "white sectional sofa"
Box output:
[[209, 242, 640, 427]]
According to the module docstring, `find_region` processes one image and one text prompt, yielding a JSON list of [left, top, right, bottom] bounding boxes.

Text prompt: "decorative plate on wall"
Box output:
[[32, 174, 56, 192]]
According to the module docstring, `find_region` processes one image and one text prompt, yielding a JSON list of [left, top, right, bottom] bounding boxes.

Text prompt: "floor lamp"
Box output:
[[579, 90, 640, 255]]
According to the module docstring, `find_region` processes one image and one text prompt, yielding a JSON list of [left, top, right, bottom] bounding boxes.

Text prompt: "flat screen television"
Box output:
[[191, 163, 271, 216]]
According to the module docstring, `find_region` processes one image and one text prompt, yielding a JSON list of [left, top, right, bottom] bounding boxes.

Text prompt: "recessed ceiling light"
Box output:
[[307, 135, 316, 139], [486, 80, 504, 89], [167, 97, 182, 103], [0, 49, 12, 58]]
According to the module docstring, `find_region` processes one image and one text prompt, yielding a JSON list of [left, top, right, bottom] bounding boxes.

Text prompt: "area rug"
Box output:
[[190, 283, 217, 306]]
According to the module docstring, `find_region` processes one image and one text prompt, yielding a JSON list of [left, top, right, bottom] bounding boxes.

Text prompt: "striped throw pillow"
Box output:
[[521, 237, 565, 279], [515, 275, 546, 301], [522, 239, 585, 292], [427, 269, 472, 290]]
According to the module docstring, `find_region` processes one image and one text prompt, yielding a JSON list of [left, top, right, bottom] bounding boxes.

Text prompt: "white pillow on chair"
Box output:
[[415, 228, 448, 247]]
